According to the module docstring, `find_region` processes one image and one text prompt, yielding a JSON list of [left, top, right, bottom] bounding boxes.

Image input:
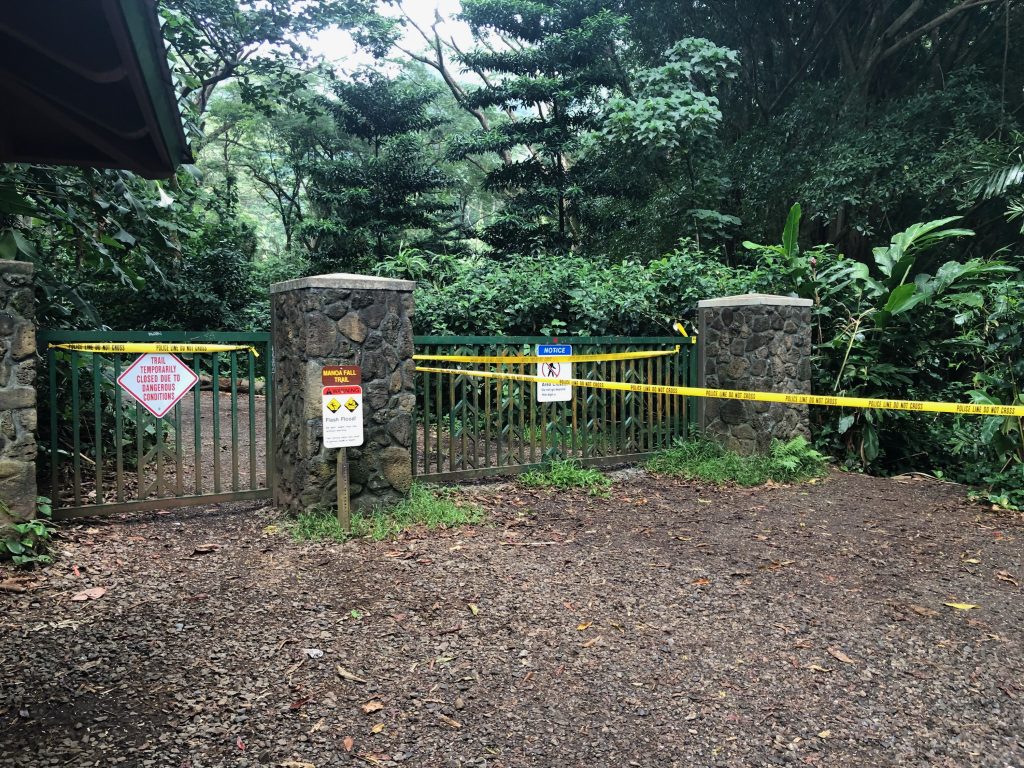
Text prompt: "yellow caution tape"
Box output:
[[49, 342, 259, 357], [415, 366, 1024, 418], [413, 346, 680, 364]]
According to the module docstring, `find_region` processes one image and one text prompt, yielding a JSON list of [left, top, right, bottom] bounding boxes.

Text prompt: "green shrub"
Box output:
[[520, 459, 613, 496], [647, 436, 828, 486], [1, 497, 56, 567], [288, 484, 483, 543]]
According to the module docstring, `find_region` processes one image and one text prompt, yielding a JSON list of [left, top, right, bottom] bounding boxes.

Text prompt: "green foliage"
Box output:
[[520, 460, 612, 496], [647, 437, 827, 486], [405, 240, 752, 337], [303, 70, 457, 273], [1, 498, 56, 567], [288, 485, 483, 543]]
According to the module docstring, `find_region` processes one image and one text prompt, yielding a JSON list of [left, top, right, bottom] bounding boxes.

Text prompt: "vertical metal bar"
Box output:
[[411, 360, 419, 477], [193, 355, 202, 495], [448, 372, 456, 474], [495, 359, 504, 468], [459, 365, 468, 470], [92, 354, 102, 506], [212, 353, 221, 494], [114, 356, 124, 502], [606, 360, 614, 456], [520, 360, 528, 462], [689, 343, 699, 435], [155, 402, 164, 498], [657, 355, 665, 448], [571, 377, 578, 459], [71, 351, 81, 507], [484, 370, 492, 469], [135, 400, 143, 499], [471, 365, 479, 469], [230, 352, 239, 491], [525, 364, 534, 464], [264, 338, 274, 491], [174, 400, 183, 497], [434, 353, 442, 473], [646, 356, 654, 452], [421, 363, 430, 474], [248, 352, 257, 490], [48, 347, 59, 511]]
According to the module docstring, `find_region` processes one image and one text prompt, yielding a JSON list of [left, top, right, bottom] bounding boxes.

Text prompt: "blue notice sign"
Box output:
[[536, 344, 572, 402]]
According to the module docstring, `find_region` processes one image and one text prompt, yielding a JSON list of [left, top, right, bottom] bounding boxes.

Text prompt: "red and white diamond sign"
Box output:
[[117, 353, 199, 418]]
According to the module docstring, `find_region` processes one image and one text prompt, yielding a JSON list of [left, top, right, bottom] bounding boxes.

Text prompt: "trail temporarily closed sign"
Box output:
[[117, 353, 199, 418]]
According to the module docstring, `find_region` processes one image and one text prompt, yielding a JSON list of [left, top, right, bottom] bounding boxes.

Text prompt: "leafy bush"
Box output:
[[1, 497, 55, 567], [750, 204, 1024, 505], [392, 240, 754, 337], [520, 460, 612, 495], [647, 436, 828, 486]]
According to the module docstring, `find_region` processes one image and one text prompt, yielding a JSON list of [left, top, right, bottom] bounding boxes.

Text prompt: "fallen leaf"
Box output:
[[468, 603, 479, 616], [0, 578, 30, 593], [236, 736, 246, 751], [437, 713, 462, 728], [908, 604, 940, 618], [576, 621, 592, 631], [581, 635, 602, 648], [279, 762, 315, 768], [361, 700, 384, 714], [691, 577, 711, 586], [817, 730, 831, 739], [342, 736, 354, 752], [337, 665, 368, 684], [995, 570, 1019, 586], [290, 697, 310, 710], [70, 587, 107, 602], [370, 723, 385, 734], [827, 647, 857, 665], [807, 664, 833, 673], [192, 543, 220, 554], [961, 558, 980, 564], [944, 602, 979, 611], [309, 719, 325, 734]]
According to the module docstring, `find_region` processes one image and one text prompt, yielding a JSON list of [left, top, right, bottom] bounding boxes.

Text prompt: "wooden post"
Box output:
[[336, 448, 351, 532]]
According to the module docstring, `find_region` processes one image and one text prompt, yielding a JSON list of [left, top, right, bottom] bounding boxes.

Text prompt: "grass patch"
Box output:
[[287, 483, 484, 543], [646, 435, 828, 486], [520, 459, 613, 496]]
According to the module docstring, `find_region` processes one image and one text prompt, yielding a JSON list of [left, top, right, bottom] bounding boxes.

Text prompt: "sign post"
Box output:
[[322, 365, 362, 530], [536, 344, 573, 402]]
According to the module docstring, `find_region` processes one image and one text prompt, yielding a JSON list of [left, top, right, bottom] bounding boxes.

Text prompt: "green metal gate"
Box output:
[[38, 330, 273, 520], [413, 336, 697, 481]]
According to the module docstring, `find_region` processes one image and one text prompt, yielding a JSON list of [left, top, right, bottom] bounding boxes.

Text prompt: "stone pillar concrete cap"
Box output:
[[270, 273, 415, 294], [698, 293, 812, 308], [0, 260, 34, 275]]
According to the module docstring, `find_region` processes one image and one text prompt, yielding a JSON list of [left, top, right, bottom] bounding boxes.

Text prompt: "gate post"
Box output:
[[270, 273, 416, 513], [0, 261, 37, 524], [697, 293, 812, 455]]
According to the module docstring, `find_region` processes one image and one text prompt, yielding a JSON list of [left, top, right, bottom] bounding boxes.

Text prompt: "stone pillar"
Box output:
[[698, 293, 812, 455], [0, 261, 37, 524], [270, 273, 416, 513]]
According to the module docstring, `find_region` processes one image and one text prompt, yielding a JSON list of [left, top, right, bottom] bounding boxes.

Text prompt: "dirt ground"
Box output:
[[1, 470, 1022, 767]]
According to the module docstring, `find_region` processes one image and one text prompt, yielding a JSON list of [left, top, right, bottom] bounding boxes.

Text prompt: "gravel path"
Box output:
[[1, 471, 1022, 767]]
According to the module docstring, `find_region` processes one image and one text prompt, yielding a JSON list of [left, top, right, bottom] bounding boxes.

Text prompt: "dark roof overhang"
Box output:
[[0, 0, 191, 178]]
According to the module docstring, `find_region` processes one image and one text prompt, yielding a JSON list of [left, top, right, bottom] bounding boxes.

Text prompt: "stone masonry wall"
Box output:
[[698, 294, 812, 455], [0, 261, 37, 524], [271, 274, 415, 513]]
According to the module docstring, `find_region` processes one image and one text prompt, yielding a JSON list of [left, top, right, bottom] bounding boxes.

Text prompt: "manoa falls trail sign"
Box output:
[[117, 353, 199, 418]]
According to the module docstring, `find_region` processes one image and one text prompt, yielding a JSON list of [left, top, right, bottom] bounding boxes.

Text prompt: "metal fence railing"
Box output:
[[38, 330, 273, 520], [413, 336, 698, 481]]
